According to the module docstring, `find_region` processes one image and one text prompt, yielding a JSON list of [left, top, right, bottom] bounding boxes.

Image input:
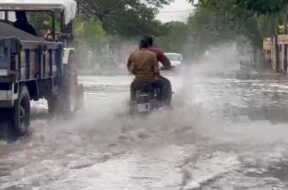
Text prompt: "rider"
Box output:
[[143, 35, 173, 104], [127, 39, 163, 102]]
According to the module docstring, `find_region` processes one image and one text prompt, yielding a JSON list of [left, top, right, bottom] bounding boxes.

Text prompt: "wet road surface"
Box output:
[[1, 68, 288, 189]]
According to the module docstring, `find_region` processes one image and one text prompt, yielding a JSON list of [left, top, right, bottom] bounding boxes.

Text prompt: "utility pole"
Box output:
[[275, 16, 280, 72], [4, 11, 8, 21], [284, 5, 288, 72]]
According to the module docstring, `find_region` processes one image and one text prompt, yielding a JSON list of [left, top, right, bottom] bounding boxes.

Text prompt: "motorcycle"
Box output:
[[130, 80, 171, 114]]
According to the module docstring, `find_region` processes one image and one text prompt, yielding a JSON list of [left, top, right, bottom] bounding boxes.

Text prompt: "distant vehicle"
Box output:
[[165, 53, 183, 67]]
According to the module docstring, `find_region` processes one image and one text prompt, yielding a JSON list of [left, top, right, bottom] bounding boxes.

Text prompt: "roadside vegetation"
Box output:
[[29, 0, 288, 70]]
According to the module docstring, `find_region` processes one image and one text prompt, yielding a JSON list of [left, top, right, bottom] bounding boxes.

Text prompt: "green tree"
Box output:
[[29, 12, 61, 36], [74, 17, 109, 46], [236, 0, 287, 15], [186, 0, 262, 58], [157, 21, 188, 53], [76, 0, 172, 37], [193, 0, 286, 38], [73, 17, 111, 69]]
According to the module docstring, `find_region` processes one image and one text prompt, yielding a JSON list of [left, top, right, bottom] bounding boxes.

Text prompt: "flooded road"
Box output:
[[1, 68, 288, 189]]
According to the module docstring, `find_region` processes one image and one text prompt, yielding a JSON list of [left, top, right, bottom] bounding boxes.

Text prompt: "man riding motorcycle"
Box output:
[[128, 36, 173, 105], [127, 39, 164, 103]]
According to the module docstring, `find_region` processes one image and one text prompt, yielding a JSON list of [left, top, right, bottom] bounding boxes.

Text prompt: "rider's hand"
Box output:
[[160, 66, 172, 71], [161, 66, 174, 71]]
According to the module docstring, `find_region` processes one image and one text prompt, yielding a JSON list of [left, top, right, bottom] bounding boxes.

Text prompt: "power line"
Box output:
[[159, 9, 194, 13]]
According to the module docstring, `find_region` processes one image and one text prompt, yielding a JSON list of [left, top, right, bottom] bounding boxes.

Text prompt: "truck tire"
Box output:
[[76, 84, 84, 111], [62, 50, 85, 116], [61, 63, 77, 117], [47, 95, 67, 118], [47, 85, 83, 118], [50, 51, 79, 118], [47, 96, 57, 116], [47, 51, 83, 118], [12, 85, 30, 136]]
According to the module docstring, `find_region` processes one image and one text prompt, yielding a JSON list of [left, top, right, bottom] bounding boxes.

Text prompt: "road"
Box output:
[[1, 66, 288, 189]]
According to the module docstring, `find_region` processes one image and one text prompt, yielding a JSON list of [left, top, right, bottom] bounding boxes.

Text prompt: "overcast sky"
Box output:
[[157, 0, 194, 23]]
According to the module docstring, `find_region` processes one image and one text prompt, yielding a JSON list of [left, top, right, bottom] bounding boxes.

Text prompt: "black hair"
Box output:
[[139, 39, 149, 49], [143, 35, 154, 47]]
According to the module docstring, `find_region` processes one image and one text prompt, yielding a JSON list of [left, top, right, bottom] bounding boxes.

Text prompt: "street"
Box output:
[[1, 66, 288, 189]]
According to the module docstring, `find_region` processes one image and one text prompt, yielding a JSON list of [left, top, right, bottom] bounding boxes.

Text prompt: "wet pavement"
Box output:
[[1, 66, 288, 189]]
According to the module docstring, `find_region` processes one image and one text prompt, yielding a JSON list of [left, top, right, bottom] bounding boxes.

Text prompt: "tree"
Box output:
[[73, 17, 111, 69], [236, 0, 287, 15], [156, 21, 188, 53], [76, 0, 173, 37], [190, 0, 288, 14], [74, 17, 109, 46], [186, 0, 262, 58], [29, 12, 62, 37]]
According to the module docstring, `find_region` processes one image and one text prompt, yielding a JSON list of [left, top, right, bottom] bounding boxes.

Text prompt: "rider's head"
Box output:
[[139, 39, 149, 49], [143, 35, 154, 47]]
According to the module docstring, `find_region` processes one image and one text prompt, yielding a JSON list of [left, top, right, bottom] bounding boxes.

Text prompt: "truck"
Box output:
[[0, 0, 83, 136]]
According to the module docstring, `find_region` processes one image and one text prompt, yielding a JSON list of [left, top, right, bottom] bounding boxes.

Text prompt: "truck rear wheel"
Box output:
[[47, 96, 57, 116], [47, 50, 83, 118], [47, 95, 74, 118], [12, 86, 30, 136], [61, 51, 83, 116], [61, 63, 77, 117], [76, 84, 84, 111]]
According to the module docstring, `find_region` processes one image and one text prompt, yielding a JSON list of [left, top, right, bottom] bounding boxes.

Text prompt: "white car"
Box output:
[[165, 53, 183, 67]]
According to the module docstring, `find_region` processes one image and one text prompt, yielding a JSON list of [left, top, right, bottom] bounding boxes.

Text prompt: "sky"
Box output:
[[157, 0, 194, 23]]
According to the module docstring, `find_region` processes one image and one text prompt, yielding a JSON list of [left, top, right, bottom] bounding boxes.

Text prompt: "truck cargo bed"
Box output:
[[0, 21, 43, 41]]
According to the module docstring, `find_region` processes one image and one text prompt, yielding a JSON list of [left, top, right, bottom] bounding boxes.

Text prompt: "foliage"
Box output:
[[28, 12, 61, 37], [186, 0, 263, 58], [76, 0, 172, 37], [73, 17, 111, 68], [74, 17, 110, 47], [236, 0, 287, 15], [156, 21, 188, 53], [190, 0, 287, 14], [185, 0, 288, 59]]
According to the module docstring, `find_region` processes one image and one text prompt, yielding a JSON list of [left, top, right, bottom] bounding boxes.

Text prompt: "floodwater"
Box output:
[[1, 67, 288, 189]]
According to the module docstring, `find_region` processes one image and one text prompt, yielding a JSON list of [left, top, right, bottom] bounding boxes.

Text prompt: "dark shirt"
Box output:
[[14, 20, 37, 36], [147, 47, 172, 69]]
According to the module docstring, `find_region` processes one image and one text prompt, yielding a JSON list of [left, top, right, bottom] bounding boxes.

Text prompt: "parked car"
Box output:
[[165, 53, 183, 68]]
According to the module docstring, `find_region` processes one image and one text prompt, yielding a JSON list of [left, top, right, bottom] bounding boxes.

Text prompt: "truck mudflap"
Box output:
[[63, 48, 75, 65]]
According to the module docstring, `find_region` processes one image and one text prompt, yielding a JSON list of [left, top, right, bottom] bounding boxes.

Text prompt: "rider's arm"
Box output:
[[149, 48, 172, 69], [158, 52, 172, 69], [129, 63, 136, 74], [127, 55, 132, 71], [153, 57, 160, 77], [127, 54, 137, 75]]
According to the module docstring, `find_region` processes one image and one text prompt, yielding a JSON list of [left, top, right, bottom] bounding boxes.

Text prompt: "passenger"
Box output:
[[127, 39, 163, 102], [144, 35, 173, 104], [13, 11, 37, 36]]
